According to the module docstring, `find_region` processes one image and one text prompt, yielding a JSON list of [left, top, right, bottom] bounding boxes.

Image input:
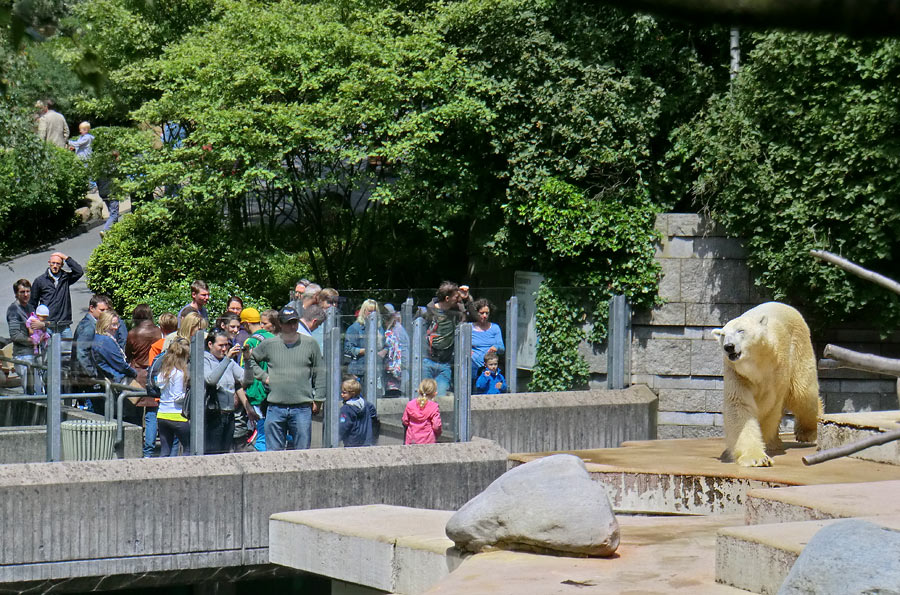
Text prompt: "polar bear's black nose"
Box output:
[[723, 343, 735, 354]]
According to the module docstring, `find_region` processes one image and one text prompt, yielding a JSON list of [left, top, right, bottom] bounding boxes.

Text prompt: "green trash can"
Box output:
[[61, 420, 117, 461]]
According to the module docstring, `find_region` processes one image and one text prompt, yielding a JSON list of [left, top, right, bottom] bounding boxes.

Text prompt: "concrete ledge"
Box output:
[[270, 505, 463, 594], [715, 515, 900, 594], [241, 440, 510, 550], [470, 386, 658, 453], [746, 480, 900, 525], [0, 440, 508, 589], [510, 437, 900, 515], [818, 412, 900, 465], [376, 387, 658, 452]]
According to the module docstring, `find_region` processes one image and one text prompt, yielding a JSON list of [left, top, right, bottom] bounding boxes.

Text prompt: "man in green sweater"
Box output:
[[249, 306, 324, 450]]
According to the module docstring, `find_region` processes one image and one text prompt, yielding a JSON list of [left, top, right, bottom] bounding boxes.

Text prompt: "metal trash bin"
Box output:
[[61, 420, 117, 461]]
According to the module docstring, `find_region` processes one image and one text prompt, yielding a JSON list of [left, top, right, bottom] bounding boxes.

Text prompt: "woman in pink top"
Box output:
[[403, 379, 442, 444]]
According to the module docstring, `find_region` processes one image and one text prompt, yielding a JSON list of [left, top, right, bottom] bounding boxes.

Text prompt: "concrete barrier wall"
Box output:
[[469, 386, 657, 452], [0, 406, 142, 464], [373, 386, 658, 452], [0, 439, 509, 588]]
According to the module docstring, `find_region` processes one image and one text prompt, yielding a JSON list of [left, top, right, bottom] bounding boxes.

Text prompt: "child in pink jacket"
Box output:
[[402, 379, 442, 444]]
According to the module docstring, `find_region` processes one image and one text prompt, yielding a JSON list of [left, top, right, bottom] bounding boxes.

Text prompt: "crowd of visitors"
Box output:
[[4, 262, 509, 456]]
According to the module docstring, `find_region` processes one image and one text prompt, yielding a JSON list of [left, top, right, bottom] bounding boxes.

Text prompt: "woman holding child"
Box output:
[[470, 299, 504, 377]]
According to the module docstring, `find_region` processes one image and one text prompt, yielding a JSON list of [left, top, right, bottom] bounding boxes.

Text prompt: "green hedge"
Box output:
[[86, 197, 309, 319], [0, 109, 87, 258]]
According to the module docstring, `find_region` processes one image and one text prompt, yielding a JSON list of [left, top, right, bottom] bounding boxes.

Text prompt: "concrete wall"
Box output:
[[0, 401, 142, 463], [469, 386, 657, 452], [374, 386, 658, 452], [597, 213, 900, 438], [0, 439, 508, 592]]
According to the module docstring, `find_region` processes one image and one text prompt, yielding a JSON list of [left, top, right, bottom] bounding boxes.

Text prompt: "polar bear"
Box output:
[[711, 302, 822, 467]]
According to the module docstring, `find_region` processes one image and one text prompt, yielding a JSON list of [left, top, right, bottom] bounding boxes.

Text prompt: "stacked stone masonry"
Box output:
[[586, 213, 899, 439]]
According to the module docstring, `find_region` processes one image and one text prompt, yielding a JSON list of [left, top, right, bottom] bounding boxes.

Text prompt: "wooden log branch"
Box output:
[[803, 427, 900, 465], [810, 250, 900, 297], [822, 344, 900, 377], [597, 0, 900, 37]]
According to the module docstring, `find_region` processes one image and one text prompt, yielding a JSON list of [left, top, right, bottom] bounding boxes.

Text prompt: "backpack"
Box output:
[[145, 350, 166, 399]]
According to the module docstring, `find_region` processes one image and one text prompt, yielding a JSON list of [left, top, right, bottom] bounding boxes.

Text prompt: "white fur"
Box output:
[[711, 302, 822, 467]]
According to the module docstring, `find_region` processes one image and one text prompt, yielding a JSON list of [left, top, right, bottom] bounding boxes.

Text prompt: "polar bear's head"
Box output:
[[711, 313, 769, 363]]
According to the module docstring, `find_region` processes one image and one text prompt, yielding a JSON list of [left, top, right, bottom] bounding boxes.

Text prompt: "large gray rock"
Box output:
[[778, 519, 900, 595], [445, 454, 619, 557]]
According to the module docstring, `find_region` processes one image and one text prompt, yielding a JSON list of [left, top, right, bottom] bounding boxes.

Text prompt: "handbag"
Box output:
[[181, 382, 221, 420]]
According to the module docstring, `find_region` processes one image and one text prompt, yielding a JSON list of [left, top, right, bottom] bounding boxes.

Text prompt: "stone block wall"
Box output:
[[587, 213, 899, 439]]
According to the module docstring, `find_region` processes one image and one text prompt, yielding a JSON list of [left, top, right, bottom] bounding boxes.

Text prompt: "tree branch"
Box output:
[[599, 0, 900, 37], [820, 344, 900, 376], [803, 427, 900, 465], [810, 250, 900, 296]]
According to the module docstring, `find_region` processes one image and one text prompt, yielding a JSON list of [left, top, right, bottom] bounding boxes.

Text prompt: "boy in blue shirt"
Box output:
[[339, 378, 379, 446], [475, 352, 508, 394]]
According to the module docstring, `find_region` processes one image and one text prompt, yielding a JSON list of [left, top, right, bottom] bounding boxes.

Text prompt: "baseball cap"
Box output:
[[240, 307, 261, 323], [279, 306, 300, 323]]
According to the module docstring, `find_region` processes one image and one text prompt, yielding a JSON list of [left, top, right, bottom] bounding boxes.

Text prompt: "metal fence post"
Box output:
[[46, 334, 62, 462], [365, 311, 378, 406], [401, 298, 414, 399], [104, 381, 113, 421], [411, 318, 424, 398], [189, 331, 206, 455], [505, 296, 518, 394], [322, 311, 341, 448], [606, 294, 632, 390], [453, 323, 472, 442], [401, 297, 413, 346]]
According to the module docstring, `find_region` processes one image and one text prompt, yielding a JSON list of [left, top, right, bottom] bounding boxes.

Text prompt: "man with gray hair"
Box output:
[[290, 282, 321, 318], [298, 304, 326, 338], [35, 100, 69, 148]]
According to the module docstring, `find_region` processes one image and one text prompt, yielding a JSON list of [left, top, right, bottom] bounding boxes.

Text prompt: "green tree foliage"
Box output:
[[129, 0, 490, 287], [67, 0, 726, 390], [54, 0, 224, 121], [0, 106, 87, 258], [666, 32, 900, 329], [433, 0, 724, 388], [86, 197, 300, 315]]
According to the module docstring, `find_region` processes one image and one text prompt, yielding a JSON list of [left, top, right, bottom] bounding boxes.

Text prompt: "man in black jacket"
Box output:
[[29, 251, 83, 338]]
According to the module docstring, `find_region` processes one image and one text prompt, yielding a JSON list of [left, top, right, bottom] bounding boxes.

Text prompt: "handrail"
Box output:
[[108, 378, 148, 449]]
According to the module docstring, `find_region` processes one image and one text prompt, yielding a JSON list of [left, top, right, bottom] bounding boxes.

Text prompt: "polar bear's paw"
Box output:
[[736, 450, 773, 467]]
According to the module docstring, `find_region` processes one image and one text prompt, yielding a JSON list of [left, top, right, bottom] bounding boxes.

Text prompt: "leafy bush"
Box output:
[[0, 108, 87, 258], [86, 197, 310, 316]]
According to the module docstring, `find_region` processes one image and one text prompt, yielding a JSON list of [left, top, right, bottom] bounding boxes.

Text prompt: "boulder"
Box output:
[[445, 454, 619, 557], [778, 519, 900, 595]]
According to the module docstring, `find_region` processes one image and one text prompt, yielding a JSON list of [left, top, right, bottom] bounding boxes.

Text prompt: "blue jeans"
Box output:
[[102, 200, 119, 231], [143, 408, 157, 458], [265, 404, 312, 450], [423, 358, 452, 396], [252, 405, 266, 451]]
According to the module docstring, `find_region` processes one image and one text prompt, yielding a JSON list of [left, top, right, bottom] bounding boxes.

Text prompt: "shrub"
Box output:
[[0, 108, 87, 258], [86, 197, 311, 316]]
